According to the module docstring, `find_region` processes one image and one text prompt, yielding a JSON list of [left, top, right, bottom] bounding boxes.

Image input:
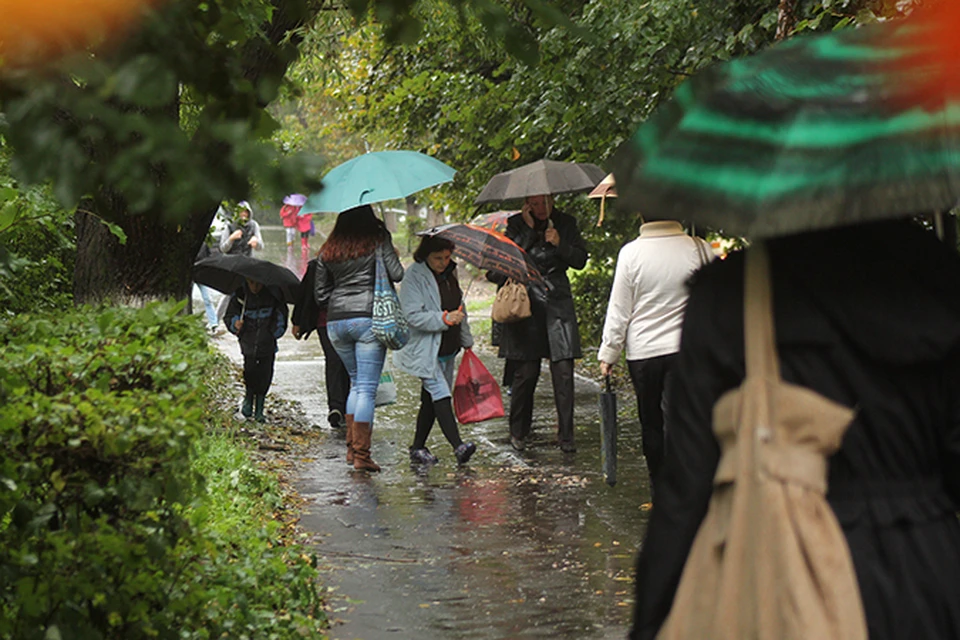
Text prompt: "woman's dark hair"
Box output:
[[319, 205, 387, 262], [413, 235, 456, 263]]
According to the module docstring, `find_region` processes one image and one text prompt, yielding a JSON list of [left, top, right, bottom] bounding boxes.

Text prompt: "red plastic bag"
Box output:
[[453, 349, 505, 424]]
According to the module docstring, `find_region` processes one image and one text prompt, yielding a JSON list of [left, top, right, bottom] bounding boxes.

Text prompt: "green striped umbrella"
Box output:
[[611, 18, 960, 239]]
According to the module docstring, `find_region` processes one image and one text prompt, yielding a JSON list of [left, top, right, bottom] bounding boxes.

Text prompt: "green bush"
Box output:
[[0, 302, 325, 639], [0, 140, 75, 315]]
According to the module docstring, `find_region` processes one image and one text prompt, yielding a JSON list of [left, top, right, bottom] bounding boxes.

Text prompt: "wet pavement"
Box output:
[[203, 227, 653, 639]]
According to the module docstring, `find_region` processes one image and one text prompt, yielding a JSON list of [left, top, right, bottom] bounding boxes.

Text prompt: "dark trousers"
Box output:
[[243, 353, 276, 396], [627, 354, 677, 493], [509, 358, 575, 445], [318, 324, 350, 414]]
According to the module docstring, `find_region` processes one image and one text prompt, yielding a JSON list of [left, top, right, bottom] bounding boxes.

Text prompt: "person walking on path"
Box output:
[[598, 219, 713, 498], [292, 256, 350, 429], [314, 205, 404, 472], [280, 201, 299, 248], [220, 201, 264, 256], [489, 194, 588, 453], [224, 277, 288, 422], [194, 238, 222, 333], [296, 210, 314, 252], [630, 220, 960, 640], [396, 235, 477, 466]]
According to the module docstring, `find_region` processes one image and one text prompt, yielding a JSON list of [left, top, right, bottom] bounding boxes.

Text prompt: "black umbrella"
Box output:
[[193, 254, 300, 304], [599, 375, 617, 487], [474, 159, 606, 204]]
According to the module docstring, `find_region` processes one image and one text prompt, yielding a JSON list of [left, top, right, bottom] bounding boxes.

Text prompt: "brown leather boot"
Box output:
[[345, 414, 355, 465], [351, 421, 380, 472]]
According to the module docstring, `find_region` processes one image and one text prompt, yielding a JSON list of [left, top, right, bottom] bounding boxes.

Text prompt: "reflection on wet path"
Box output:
[[210, 226, 652, 639]]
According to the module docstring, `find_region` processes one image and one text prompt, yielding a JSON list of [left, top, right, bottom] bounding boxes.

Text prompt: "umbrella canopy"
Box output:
[[588, 173, 618, 227], [284, 193, 307, 207], [474, 159, 606, 204], [610, 14, 960, 239], [301, 151, 456, 214], [193, 254, 301, 304], [470, 210, 519, 234], [587, 173, 617, 200], [418, 223, 543, 284]]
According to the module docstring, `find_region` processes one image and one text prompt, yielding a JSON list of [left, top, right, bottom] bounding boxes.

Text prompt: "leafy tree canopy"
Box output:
[[0, 0, 329, 224]]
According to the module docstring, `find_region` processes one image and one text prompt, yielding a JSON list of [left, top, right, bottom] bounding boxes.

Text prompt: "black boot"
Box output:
[[254, 395, 266, 423], [411, 387, 436, 450], [435, 397, 475, 464], [241, 392, 254, 418]]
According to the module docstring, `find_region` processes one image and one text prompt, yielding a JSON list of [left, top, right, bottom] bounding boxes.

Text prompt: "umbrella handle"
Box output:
[[604, 375, 611, 394]]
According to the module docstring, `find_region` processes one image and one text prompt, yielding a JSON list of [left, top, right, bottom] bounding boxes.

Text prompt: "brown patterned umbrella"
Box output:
[[418, 223, 543, 284]]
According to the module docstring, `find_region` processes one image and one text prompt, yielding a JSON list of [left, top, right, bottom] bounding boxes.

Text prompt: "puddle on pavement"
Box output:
[[202, 226, 652, 639]]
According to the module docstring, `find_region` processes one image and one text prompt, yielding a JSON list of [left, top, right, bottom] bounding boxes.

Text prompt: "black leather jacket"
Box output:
[[314, 239, 404, 321]]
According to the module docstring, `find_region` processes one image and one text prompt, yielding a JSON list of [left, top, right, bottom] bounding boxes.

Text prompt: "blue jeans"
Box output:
[[421, 354, 457, 401], [196, 283, 219, 327], [327, 317, 386, 424]]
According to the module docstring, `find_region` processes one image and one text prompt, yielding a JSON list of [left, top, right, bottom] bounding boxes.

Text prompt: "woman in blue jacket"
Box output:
[[396, 235, 477, 465]]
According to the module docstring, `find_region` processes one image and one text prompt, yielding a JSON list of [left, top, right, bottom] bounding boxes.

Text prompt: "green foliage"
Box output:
[[185, 434, 325, 638], [0, 0, 325, 222], [0, 303, 326, 639], [345, 0, 593, 64], [0, 138, 75, 314]]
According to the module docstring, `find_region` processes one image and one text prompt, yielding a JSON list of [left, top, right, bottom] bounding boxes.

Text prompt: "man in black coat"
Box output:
[[493, 194, 587, 452]]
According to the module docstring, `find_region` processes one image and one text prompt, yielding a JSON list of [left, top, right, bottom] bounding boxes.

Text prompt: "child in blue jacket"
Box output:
[[225, 278, 288, 422]]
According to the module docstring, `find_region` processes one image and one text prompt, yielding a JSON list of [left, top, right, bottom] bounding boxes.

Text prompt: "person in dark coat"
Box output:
[[224, 278, 288, 423], [194, 238, 222, 332], [631, 219, 960, 640], [489, 194, 588, 452], [292, 257, 350, 429]]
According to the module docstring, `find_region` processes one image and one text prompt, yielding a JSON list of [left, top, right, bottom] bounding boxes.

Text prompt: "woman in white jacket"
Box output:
[[397, 235, 477, 465]]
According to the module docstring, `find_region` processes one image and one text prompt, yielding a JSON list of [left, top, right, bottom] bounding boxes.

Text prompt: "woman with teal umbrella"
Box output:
[[313, 205, 404, 472]]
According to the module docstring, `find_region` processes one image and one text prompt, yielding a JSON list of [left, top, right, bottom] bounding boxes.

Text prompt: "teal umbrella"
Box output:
[[301, 151, 456, 214], [611, 17, 960, 239]]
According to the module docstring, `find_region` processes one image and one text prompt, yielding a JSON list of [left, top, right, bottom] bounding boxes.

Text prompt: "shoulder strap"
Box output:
[[744, 243, 780, 380]]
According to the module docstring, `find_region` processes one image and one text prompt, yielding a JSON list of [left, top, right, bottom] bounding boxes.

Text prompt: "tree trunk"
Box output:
[[776, 0, 797, 40], [379, 203, 398, 233], [74, 200, 216, 305], [426, 206, 445, 228]]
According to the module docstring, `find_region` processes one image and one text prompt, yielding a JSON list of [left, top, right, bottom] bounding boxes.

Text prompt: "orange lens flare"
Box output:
[[891, 3, 960, 107], [0, 1, 159, 66]]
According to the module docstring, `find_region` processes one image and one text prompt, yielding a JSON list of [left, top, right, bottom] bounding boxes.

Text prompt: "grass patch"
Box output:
[[182, 432, 327, 639]]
